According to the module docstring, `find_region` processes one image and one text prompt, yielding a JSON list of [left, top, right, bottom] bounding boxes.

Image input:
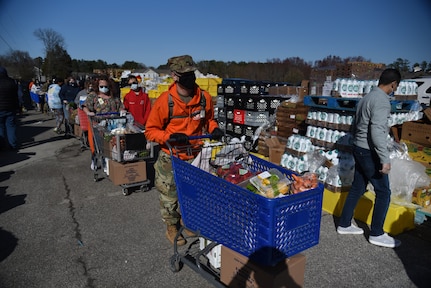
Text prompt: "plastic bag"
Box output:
[[305, 150, 328, 173], [389, 158, 431, 206], [387, 136, 411, 160]]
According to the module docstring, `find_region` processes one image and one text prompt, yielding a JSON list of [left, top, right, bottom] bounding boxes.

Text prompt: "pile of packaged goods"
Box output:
[[211, 158, 318, 199], [101, 116, 149, 162]]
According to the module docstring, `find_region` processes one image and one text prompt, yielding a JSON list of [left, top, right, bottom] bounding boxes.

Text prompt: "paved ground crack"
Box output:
[[63, 176, 95, 288]]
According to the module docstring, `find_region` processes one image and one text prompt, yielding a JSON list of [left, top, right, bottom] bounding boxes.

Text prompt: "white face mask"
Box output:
[[130, 84, 138, 90], [99, 87, 109, 94]]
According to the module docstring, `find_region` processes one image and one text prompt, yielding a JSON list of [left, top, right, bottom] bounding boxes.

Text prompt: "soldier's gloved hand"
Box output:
[[211, 128, 224, 140], [169, 133, 189, 144]]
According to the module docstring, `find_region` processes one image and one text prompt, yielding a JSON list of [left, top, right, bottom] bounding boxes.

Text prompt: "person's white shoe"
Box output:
[[337, 224, 364, 235], [369, 233, 401, 248]]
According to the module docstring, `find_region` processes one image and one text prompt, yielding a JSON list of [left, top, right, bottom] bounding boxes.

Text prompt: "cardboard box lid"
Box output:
[[401, 121, 431, 147], [264, 137, 283, 148], [423, 107, 431, 122]]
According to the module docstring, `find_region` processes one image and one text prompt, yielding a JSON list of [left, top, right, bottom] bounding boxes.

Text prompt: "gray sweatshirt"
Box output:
[[353, 87, 391, 164]]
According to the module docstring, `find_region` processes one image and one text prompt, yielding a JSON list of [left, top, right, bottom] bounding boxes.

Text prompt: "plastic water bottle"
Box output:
[[306, 125, 313, 138], [286, 135, 294, 149], [325, 129, 333, 143], [340, 79, 347, 97], [333, 78, 340, 93], [358, 80, 365, 95], [347, 79, 353, 97], [400, 81, 407, 95], [352, 79, 359, 97]]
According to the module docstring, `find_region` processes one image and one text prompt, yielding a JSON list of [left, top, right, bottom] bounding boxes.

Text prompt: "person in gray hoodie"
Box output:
[[337, 68, 402, 248], [0, 66, 19, 151]]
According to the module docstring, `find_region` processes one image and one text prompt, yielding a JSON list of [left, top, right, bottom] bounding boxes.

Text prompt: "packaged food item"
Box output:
[[249, 169, 291, 198], [216, 162, 254, 184], [291, 172, 319, 194]]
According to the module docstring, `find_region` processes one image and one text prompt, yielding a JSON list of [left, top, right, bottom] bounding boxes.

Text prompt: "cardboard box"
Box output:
[[108, 160, 147, 185], [220, 246, 306, 288], [401, 121, 431, 147], [423, 107, 431, 122], [264, 137, 286, 165], [74, 124, 82, 137]]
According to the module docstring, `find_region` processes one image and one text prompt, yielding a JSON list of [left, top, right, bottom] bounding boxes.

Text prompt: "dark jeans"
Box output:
[[0, 110, 17, 149], [63, 103, 73, 135], [338, 145, 391, 236]]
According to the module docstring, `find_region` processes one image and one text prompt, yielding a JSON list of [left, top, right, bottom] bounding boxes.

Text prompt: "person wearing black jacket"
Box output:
[[59, 76, 80, 138], [0, 66, 19, 151]]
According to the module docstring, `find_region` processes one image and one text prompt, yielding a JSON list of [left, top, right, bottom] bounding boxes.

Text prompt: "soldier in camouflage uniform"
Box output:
[[144, 55, 223, 246]]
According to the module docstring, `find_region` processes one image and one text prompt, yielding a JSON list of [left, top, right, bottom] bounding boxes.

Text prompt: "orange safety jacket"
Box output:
[[144, 82, 219, 159]]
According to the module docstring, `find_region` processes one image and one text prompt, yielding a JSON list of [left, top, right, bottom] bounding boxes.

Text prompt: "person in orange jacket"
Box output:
[[144, 55, 223, 246], [123, 75, 151, 126]]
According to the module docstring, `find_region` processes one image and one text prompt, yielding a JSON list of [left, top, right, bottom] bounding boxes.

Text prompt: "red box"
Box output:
[[233, 109, 245, 124]]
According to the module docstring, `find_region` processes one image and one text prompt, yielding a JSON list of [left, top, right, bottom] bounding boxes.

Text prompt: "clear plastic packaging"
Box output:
[[249, 168, 291, 198]]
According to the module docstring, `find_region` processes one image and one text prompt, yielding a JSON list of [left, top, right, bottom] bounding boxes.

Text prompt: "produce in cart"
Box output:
[[248, 168, 291, 198], [291, 172, 319, 194], [215, 162, 254, 184]]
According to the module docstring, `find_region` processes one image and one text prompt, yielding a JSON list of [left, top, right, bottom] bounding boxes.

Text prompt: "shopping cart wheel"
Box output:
[[93, 173, 98, 182], [169, 254, 182, 272], [122, 188, 129, 196], [140, 185, 149, 192]]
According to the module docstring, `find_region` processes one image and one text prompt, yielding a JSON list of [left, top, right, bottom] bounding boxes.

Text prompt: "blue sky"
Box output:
[[0, 0, 430, 68]]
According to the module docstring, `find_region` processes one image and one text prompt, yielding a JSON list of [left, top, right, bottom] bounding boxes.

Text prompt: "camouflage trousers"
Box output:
[[154, 150, 194, 225]]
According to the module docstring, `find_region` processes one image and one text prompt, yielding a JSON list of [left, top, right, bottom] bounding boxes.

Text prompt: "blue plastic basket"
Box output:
[[171, 153, 324, 266]]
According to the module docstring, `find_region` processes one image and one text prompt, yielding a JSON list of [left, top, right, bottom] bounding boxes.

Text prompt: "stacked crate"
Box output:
[[276, 101, 309, 139], [217, 80, 280, 152]]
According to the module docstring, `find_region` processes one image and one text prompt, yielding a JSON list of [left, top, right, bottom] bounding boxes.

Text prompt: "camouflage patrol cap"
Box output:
[[167, 55, 197, 73]]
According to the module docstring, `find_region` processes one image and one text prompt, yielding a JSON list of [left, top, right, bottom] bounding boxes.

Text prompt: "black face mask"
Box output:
[[177, 72, 196, 90]]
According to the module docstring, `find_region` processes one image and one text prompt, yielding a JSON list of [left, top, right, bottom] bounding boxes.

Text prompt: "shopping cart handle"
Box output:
[[188, 134, 212, 140], [166, 134, 212, 155], [95, 112, 121, 116]]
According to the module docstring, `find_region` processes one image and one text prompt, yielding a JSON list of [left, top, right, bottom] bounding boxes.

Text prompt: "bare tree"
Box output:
[[33, 28, 66, 53], [33, 28, 71, 79], [0, 50, 35, 80]]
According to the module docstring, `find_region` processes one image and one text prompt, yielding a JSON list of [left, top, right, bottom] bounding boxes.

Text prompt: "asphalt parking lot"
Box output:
[[0, 110, 430, 288]]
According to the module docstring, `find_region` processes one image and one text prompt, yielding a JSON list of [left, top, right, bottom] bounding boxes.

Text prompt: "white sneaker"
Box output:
[[369, 233, 401, 248], [337, 224, 364, 235]]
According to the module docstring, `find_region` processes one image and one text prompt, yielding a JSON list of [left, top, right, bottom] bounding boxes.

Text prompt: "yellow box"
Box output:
[[208, 87, 219, 97], [120, 87, 130, 101], [157, 83, 170, 94], [208, 77, 222, 86], [196, 78, 209, 87], [323, 189, 416, 235], [148, 89, 159, 99]]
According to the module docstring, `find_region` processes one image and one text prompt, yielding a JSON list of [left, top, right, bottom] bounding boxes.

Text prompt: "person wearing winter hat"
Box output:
[[144, 55, 223, 246], [0, 66, 20, 151]]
